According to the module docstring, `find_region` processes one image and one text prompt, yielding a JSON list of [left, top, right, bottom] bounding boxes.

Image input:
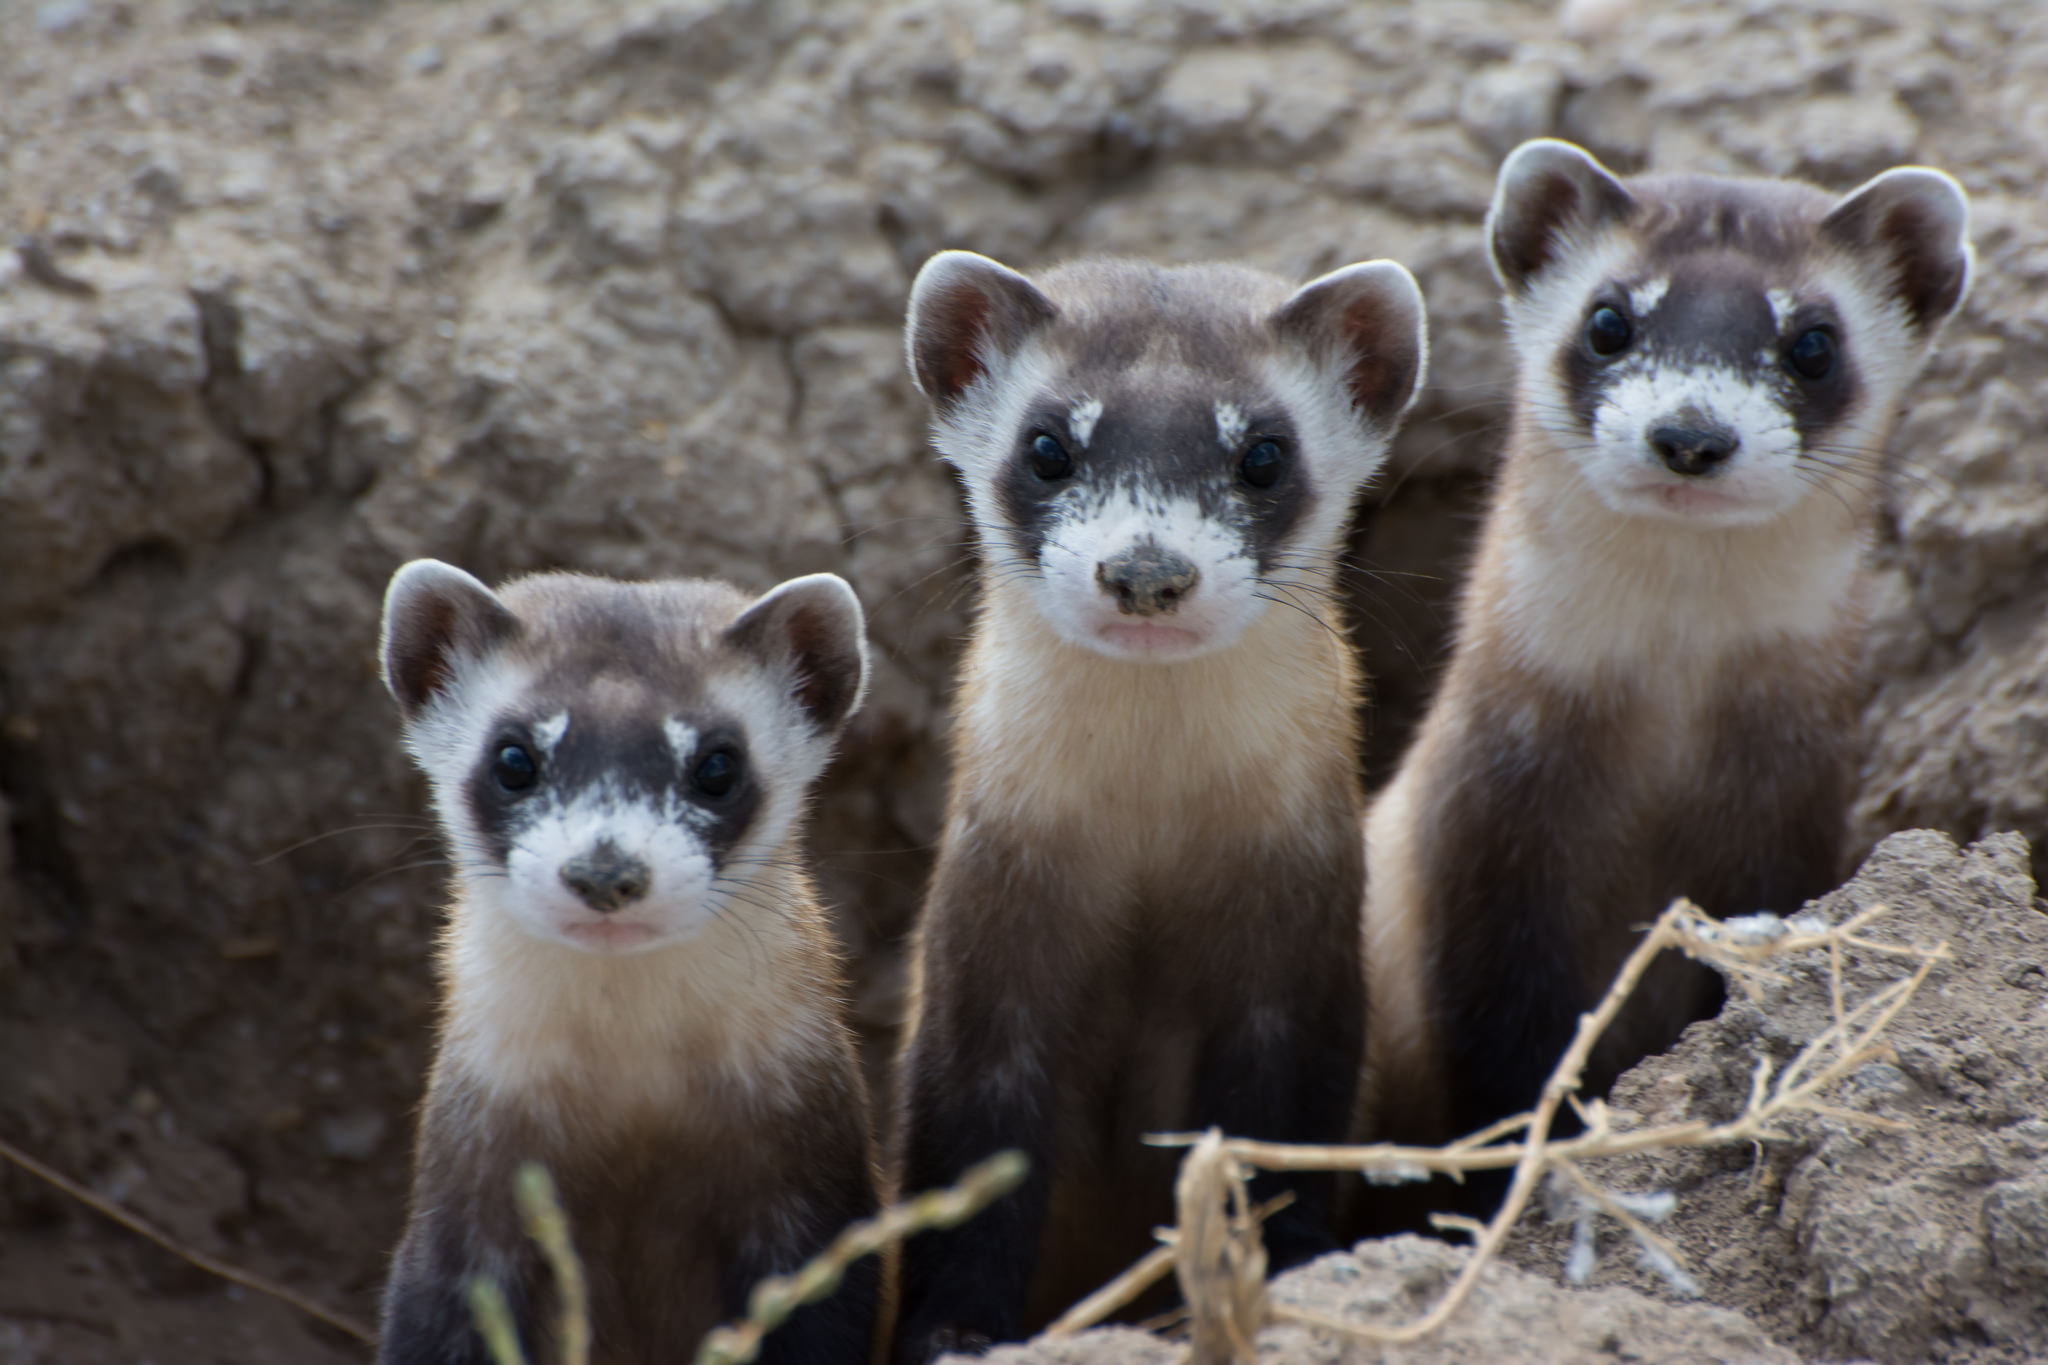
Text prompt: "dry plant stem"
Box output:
[[1277, 899, 1691, 1345], [1041, 1243, 1179, 1337], [0, 1134, 376, 1347], [1159, 905, 1946, 1179], [1150, 900, 1947, 1350], [516, 1164, 590, 1365], [694, 1149, 1029, 1365], [468, 1278, 527, 1365], [1043, 1190, 1295, 1340], [1428, 1212, 1487, 1240], [1552, 1156, 1686, 1269], [1175, 1130, 1268, 1365]]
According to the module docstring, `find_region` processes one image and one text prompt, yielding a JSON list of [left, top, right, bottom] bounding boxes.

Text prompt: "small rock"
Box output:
[[34, 0, 90, 36], [196, 36, 246, 77], [1850, 1062, 1910, 1098]]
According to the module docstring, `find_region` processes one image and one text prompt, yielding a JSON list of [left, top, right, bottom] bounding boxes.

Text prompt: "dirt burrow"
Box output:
[[4, 1, 2048, 1362]]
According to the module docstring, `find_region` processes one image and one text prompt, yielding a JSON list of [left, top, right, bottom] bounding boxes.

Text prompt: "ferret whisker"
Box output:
[[1251, 588, 1347, 650], [252, 822, 442, 865]]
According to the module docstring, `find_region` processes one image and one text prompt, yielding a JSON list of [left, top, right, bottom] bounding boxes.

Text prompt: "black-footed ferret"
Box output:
[[1364, 140, 1972, 1150], [891, 252, 1428, 1359], [376, 561, 881, 1365]]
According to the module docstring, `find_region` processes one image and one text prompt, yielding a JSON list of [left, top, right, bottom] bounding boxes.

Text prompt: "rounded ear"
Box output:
[[379, 559, 520, 717], [1271, 259, 1429, 430], [1486, 138, 1636, 294], [904, 250, 1058, 412], [1821, 166, 1973, 334], [724, 573, 870, 734]]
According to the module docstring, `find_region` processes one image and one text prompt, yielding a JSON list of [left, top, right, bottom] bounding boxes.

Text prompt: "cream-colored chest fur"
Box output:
[[435, 860, 843, 1139], [1476, 442, 1869, 690], [949, 586, 1360, 881]]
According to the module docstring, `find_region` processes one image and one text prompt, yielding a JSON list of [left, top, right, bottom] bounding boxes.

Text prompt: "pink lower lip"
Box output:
[[1099, 621, 1204, 651], [564, 920, 657, 949], [1644, 483, 1743, 514]]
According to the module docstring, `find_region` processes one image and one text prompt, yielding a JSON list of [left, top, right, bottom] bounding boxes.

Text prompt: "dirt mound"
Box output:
[[982, 1235, 1801, 1365], [3, 1, 2048, 1361], [1506, 831, 2048, 1365]]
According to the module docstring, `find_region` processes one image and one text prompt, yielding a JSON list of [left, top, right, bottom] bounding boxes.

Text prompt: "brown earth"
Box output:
[[2, 1, 2046, 1362]]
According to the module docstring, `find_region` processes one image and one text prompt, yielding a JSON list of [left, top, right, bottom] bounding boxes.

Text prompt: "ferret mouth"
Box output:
[[558, 918, 667, 953], [1621, 479, 1756, 520], [1093, 619, 1210, 656]]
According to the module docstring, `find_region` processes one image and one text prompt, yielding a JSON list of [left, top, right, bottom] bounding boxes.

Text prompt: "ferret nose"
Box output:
[[1651, 425, 1738, 477], [560, 842, 650, 914], [1096, 543, 1199, 616]]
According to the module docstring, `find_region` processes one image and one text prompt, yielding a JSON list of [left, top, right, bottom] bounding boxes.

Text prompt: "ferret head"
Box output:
[[379, 562, 868, 956], [905, 253, 1426, 662], [1488, 139, 1971, 528]]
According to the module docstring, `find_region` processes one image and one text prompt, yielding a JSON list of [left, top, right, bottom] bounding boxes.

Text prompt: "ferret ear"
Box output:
[[380, 559, 520, 718], [905, 250, 1058, 412], [1821, 166, 1973, 334], [1271, 260, 1429, 431], [1487, 138, 1636, 294], [725, 573, 870, 735]]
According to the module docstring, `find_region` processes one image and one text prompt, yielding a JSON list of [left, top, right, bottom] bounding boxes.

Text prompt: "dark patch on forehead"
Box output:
[[1646, 257, 1781, 366]]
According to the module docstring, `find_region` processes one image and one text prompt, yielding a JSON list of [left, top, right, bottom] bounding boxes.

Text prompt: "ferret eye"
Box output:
[[693, 749, 740, 798], [1586, 305, 1633, 357], [1239, 440, 1285, 490], [493, 744, 538, 793], [1786, 328, 1835, 381], [1027, 433, 1073, 481]]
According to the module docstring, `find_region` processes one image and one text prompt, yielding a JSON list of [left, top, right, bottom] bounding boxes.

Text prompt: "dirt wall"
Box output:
[[3, 1, 2047, 1361]]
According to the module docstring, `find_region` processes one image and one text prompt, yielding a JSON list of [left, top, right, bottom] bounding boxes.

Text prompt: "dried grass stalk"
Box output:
[[1173, 1130, 1268, 1365], [1079, 897, 1952, 1352], [694, 1148, 1028, 1365], [0, 1133, 376, 1346]]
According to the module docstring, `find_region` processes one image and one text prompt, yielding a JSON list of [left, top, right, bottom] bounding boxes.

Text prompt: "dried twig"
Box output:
[[1042, 1243, 1178, 1338], [0, 1134, 375, 1346], [1173, 1131, 1268, 1365], [1040, 1187, 1295, 1343], [465, 1163, 591, 1365], [469, 1277, 526, 1365], [520, 1164, 591, 1365], [1130, 898, 1949, 1350], [693, 1149, 1028, 1365], [466, 1150, 1028, 1365]]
